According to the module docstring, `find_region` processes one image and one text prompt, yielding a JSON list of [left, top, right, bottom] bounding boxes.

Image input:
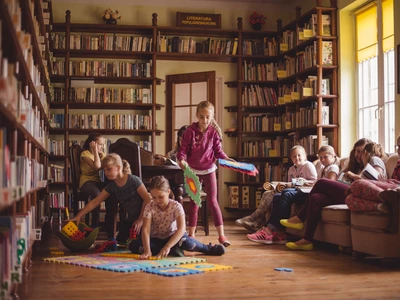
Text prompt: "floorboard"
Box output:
[[17, 220, 400, 300]]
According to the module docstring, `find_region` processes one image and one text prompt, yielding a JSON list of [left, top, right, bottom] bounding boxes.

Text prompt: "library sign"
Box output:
[[176, 12, 221, 29]]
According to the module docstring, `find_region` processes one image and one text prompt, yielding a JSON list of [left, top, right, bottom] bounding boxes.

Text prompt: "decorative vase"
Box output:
[[106, 18, 117, 25], [251, 23, 262, 31]]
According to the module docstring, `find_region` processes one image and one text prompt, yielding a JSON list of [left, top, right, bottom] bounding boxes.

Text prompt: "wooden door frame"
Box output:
[[165, 71, 216, 154]]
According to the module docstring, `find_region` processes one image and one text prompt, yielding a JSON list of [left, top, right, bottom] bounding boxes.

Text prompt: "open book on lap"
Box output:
[[361, 163, 380, 181]]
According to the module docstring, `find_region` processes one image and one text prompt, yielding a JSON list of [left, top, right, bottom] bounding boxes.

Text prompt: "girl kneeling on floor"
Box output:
[[128, 176, 226, 259]]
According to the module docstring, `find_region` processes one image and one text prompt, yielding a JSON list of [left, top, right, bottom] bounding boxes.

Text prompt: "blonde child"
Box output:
[[247, 145, 318, 244], [128, 176, 225, 258], [69, 153, 151, 244], [79, 132, 106, 227], [176, 101, 232, 246], [280, 138, 371, 251]]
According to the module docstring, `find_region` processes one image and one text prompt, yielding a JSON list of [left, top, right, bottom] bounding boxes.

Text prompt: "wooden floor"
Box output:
[[18, 220, 400, 300]]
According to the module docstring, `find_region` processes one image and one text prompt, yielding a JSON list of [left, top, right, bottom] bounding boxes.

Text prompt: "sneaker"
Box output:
[[242, 220, 262, 233], [247, 229, 287, 245], [218, 235, 231, 247], [235, 216, 251, 227], [207, 243, 226, 256]]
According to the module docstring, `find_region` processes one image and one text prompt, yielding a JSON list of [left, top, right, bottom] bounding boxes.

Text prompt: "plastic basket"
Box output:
[[56, 222, 99, 252]]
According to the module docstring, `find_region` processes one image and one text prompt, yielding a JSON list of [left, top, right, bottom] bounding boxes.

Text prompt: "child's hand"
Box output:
[[156, 246, 171, 259], [66, 216, 80, 227], [132, 219, 143, 234], [178, 160, 187, 170], [140, 251, 152, 259]]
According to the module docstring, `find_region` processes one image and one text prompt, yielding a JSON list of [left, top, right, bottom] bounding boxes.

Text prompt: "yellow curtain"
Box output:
[[356, 3, 377, 62], [382, 0, 394, 52]]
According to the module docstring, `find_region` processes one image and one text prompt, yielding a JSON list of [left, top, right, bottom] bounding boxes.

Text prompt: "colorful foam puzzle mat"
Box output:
[[218, 159, 259, 176], [143, 263, 233, 277], [43, 252, 206, 273]]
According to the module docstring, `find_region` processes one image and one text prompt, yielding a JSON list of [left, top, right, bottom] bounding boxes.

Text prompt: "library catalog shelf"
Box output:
[[50, 102, 164, 110]]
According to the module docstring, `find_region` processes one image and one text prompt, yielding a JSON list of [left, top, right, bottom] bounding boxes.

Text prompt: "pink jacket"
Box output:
[[176, 122, 228, 171]]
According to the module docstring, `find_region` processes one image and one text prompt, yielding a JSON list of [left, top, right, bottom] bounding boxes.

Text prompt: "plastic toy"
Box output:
[[94, 238, 118, 253], [183, 164, 202, 207], [56, 222, 99, 252], [126, 227, 138, 245], [218, 159, 258, 176], [274, 267, 293, 272], [50, 251, 65, 256]]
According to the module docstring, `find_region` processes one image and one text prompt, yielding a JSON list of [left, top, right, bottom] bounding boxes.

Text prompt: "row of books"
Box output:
[[278, 78, 330, 99], [68, 114, 153, 130], [241, 85, 278, 107], [157, 36, 239, 55], [51, 87, 152, 104], [52, 60, 152, 78], [241, 136, 295, 158], [52, 33, 153, 52], [48, 164, 65, 182], [49, 192, 66, 208], [242, 61, 277, 81], [1, 210, 41, 297], [298, 135, 329, 156]]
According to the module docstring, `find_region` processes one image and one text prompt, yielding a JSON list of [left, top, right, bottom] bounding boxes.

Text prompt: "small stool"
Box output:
[[182, 192, 209, 236]]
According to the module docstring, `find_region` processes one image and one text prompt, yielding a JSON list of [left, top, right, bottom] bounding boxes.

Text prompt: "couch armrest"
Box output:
[[379, 188, 400, 234]]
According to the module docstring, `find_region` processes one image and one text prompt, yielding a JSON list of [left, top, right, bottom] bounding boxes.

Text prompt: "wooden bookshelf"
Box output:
[[224, 0, 338, 211], [0, 0, 52, 297]]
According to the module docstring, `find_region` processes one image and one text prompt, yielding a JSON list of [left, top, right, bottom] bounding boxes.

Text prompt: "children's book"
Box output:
[[337, 172, 352, 185], [361, 163, 380, 180]]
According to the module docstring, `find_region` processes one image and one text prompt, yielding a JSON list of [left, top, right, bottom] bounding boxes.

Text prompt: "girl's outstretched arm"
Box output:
[[132, 184, 152, 233], [140, 217, 152, 259], [68, 189, 110, 225], [156, 214, 186, 258]]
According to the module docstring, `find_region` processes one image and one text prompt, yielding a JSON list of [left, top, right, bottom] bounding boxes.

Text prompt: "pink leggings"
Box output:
[[188, 171, 223, 227], [345, 179, 400, 211]]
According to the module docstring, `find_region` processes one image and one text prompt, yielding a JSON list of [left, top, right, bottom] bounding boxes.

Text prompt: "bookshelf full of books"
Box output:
[[224, 0, 338, 212], [48, 11, 165, 213], [0, 0, 53, 297]]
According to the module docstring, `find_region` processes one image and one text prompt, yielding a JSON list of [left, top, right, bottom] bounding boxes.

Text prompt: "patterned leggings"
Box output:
[[188, 171, 223, 227], [345, 179, 400, 212], [245, 190, 276, 225]]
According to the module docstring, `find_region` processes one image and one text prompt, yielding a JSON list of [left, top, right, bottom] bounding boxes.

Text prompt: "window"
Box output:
[[355, 0, 395, 153]]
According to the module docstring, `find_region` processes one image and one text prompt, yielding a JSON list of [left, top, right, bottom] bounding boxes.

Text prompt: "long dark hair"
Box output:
[[82, 132, 103, 151], [175, 125, 189, 151], [343, 138, 372, 174]]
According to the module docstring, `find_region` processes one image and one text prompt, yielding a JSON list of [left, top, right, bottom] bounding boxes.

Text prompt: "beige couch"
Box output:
[[287, 153, 400, 258]]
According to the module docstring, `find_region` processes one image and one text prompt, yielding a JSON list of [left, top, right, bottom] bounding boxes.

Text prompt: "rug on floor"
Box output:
[[143, 263, 233, 277], [43, 251, 207, 273]]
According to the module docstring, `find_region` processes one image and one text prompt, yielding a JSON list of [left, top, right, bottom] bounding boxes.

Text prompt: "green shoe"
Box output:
[[280, 219, 304, 230], [285, 242, 313, 251]]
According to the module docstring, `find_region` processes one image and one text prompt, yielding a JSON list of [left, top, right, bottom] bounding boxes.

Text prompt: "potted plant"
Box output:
[[101, 8, 122, 25], [249, 12, 266, 30]]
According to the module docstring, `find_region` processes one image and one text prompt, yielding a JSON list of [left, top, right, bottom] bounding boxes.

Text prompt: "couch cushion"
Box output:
[[321, 204, 351, 224], [351, 211, 390, 232]]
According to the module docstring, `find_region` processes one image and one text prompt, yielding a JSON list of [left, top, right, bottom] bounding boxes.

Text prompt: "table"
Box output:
[[141, 165, 184, 203]]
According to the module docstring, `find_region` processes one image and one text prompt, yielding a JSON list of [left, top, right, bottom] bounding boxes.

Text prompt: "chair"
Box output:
[[107, 138, 142, 238], [69, 143, 90, 225]]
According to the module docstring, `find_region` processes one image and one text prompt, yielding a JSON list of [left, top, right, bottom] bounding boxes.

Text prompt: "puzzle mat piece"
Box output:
[[144, 267, 204, 277], [43, 253, 206, 273], [101, 253, 161, 260], [181, 263, 233, 272]]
